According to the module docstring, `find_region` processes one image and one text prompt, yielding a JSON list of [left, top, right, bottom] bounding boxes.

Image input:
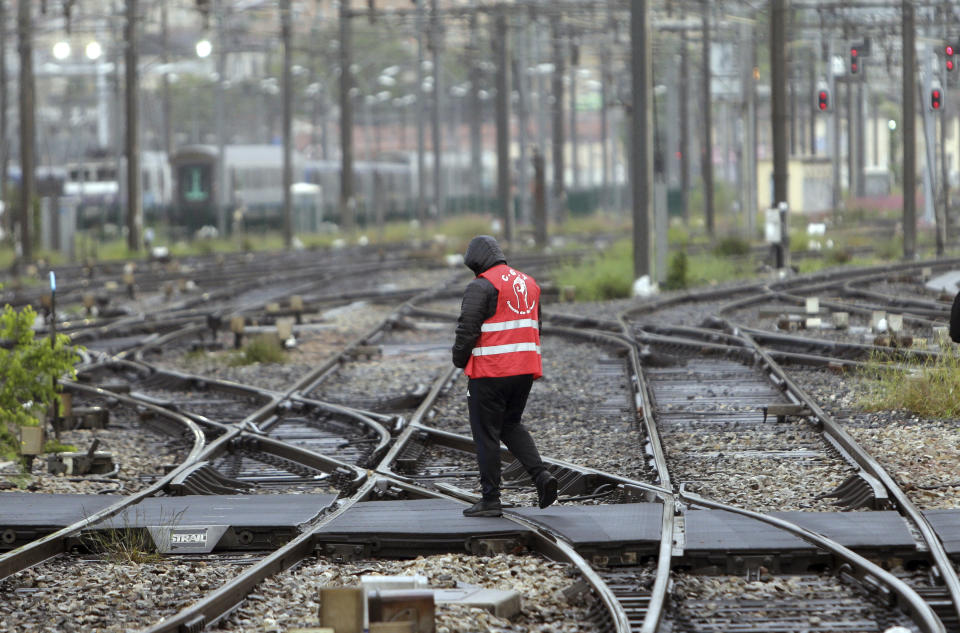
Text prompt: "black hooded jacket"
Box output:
[[453, 236, 538, 369]]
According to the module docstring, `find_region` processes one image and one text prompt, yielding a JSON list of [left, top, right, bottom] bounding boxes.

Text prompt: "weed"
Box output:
[[43, 440, 76, 454], [664, 250, 689, 291], [555, 240, 633, 301], [713, 235, 751, 257], [230, 334, 285, 366], [858, 348, 960, 418], [83, 508, 185, 564], [825, 247, 853, 264], [875, 236, 903, 261], [7, 473, 32, 489]]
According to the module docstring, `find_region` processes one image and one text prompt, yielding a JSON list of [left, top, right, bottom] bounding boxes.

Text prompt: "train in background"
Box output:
[[64, 151, 172, 230], [168, 144, 488, 233], [56, 144, 540, 235]]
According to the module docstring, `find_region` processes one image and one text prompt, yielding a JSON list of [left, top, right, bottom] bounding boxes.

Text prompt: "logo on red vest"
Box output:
[[501, 268, 536, 315]]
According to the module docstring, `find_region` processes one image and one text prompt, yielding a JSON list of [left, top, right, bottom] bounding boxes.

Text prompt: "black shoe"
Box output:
[[463, 499, 503, 517], [535, 471, 558, 509]]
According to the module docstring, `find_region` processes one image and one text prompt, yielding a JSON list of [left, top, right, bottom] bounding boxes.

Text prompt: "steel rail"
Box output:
[[614, 311, 674, 633], [731, 322, 960, 628], [0, 382, 206, 581], [679, 491, 945, 633], [138, 478, 376, 633]]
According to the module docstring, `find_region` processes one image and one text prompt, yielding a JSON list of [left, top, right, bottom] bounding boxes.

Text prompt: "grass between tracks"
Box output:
[[858, 347, 960, 419]]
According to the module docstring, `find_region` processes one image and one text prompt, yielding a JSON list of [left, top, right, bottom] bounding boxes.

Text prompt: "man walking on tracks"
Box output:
[[452, 235, 558, 517]]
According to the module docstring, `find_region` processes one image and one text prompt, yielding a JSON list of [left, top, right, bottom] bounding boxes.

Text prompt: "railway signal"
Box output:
[[816, 89, 830, 112], [931, 87, 943, 111], [850, 46, 859, 74], [947, 44, 956, 72]]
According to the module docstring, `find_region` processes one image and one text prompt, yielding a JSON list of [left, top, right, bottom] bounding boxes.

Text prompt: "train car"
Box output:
[[170, 144, 327, 232], [63, 151, 172, 229]]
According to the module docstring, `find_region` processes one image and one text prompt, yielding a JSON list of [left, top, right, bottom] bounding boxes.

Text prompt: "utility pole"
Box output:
[[630, 0, 652, 279], [0, 0, 8, 233], [161, 1, 172, 158], [938, 91, 948, 255], [551, 13, 565, 226], [494, 12, 512, 244], [808, 50, 817, 156], [771, 0, 789, 268], [680, 30, 690, 225], [569, 37, 579, 191], [468, 3, 482, 205], [846, 78, 855, 196], [339, 0, 355, 232], [125, 0, 142, 251], [516, 23, 531, 226], [701, 1, 715, 239], [902, 0, 916, 259], [856, 78, 866, 197], [533, 149, 546, 248], [415, 0, 426, 225], [214, 0, 226, 237], [746, 24, 758, 239], [281, 0, 292, 247], [430, 0, 443, 219], [829, 38, 841, 214], [601, 45, 611, 212], [17, 0, 33, 263], [738, 21, 752, 230]]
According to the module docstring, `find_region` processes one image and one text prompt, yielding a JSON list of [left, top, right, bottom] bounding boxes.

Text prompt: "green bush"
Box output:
[[875, 237, 902, 261], [664, 250, 689, 290], [668, 224, 691, 247], [825, 247, 853, 264], [0, 304, 83, 468], [555, 240, 633, 301], [789, 230, 810, 253], [712, 235, 751, 257], [232, 334, 285, 365], [859, 348, 960, 418]]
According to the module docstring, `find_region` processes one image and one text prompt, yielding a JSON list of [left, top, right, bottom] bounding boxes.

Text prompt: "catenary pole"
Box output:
[[494, 12, 512, 244], [17, 0, 34, 263], [0, 0, 8, 235], [701, 1, 715, 239], [339, 0, 355, 232], [771, 0, 789, 268], [125, 0, 142, 251], [551, 13, 565, 225], [430, 0, 443, 219], [630, 0, 652, 279], [415, 0, 426, 225], [902, 0, 916, 259], [215, 0, 226, 237], [281, 0, 292, 247]]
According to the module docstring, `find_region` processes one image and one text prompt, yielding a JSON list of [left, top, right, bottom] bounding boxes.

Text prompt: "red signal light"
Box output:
[[948, 45, 955, 56], [817, 90, 829, 111], [850, 48, 858, 57]]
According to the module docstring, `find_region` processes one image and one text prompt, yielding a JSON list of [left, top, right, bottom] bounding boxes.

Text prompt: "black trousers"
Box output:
[[467, 374, 546, 501]]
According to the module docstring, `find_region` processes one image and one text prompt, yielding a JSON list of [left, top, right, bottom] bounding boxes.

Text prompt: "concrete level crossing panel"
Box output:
[[685, 509, 915, 553], [509, 503, 662, 548], [922, 509, 960, 556], [314, 498, 531, 557]]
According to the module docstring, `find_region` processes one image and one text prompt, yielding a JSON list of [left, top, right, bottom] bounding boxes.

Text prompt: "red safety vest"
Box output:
[[465, 264, 543, 380]]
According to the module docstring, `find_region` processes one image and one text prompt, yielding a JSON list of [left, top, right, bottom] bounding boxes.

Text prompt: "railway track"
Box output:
[[5, 249, 960, 632]]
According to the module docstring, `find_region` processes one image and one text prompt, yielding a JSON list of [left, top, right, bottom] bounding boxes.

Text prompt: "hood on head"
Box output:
[[463, 235, 506, 275]]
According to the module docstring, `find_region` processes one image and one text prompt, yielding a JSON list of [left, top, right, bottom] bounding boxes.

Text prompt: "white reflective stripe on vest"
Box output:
[[479, 318, 539, 333], [471, 342, 542, 356]]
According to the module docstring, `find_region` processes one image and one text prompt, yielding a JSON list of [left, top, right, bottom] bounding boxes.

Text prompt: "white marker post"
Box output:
[[49, 271, 59, 436]]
